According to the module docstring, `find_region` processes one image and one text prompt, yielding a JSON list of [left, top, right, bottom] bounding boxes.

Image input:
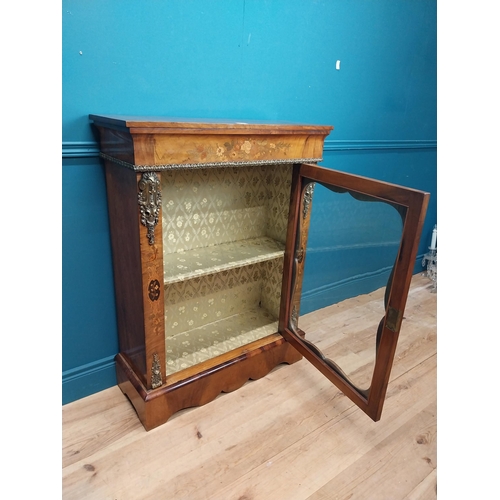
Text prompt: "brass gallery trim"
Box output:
[[100, 152, 322, 171]]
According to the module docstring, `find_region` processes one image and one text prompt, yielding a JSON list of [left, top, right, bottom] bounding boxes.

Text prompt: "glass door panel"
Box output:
[[280, 163, 429, 421], [300, 181, 403, 391]]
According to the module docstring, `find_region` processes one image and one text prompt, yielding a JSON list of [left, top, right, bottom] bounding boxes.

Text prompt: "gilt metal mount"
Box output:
[[303, 183, 315, 220], [151, 353, 163, 389], [138, 172, 162, 245]]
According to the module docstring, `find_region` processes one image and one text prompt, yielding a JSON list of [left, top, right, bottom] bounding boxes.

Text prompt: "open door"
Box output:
[[279, 163, 429, 421]]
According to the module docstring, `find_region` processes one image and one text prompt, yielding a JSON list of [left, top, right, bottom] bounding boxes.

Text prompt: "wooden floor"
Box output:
[[62, 274, 437, 500]]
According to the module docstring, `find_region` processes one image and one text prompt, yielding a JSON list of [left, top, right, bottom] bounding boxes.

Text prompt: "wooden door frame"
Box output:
[[279, 163, 429, 421]]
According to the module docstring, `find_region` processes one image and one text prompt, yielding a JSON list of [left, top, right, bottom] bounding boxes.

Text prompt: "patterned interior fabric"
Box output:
[[163, 236, 285, 285], [166, 309, 278, 374], [161, 164, 292, 254], [162, 164, 292, 374]]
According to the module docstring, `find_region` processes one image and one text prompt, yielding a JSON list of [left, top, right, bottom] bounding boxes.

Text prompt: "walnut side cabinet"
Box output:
[[90, 115, 429, 431]]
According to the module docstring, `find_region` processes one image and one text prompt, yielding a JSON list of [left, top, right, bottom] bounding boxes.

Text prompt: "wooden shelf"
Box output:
[[163, 236, 285, 285]]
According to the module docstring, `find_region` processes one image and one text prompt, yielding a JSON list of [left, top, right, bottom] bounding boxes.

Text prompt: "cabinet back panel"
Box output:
[[165, 309, 278, 374], [160, 165, 292, 258], [164, 259, 283, 375]]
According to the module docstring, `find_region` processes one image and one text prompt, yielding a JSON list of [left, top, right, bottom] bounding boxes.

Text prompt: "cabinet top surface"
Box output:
[[89, 114, 333, 135]]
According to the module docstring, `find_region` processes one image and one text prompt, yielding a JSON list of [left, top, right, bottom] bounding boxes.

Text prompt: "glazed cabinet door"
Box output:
[[280, 163, 429, 421]]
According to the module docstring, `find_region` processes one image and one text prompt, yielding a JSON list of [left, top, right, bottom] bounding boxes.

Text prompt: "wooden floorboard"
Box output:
[[62, 274, 437, 500]]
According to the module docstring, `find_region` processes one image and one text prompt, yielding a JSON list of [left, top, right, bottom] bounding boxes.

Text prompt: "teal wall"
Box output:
[[62, 0, 437, 403]]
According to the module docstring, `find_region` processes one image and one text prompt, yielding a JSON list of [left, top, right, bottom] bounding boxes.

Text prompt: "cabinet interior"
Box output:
[[161, 164, 293, 374]]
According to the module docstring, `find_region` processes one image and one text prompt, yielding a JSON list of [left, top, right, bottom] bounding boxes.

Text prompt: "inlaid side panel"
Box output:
[[279, 165, 315, 336], [289, 181, 316, 332], [136, 171, 167, 389]]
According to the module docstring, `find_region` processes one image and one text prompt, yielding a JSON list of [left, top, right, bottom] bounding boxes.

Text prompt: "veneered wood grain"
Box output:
[[136, 171, 167, 389], [152, 133, 327, 165], [104, 161, 147, 382]]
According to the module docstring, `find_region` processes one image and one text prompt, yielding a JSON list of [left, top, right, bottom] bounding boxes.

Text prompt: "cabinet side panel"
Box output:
[[104, 162, 147, 382], [264, 164, 293, 244], [289, 180, 315, 323]]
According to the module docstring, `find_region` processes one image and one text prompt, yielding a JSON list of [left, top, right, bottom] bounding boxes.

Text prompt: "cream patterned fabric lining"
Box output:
[[161, 164, 292, 257], [166, 309, 278, 374], [163, 236, 284, 285], [164, 259, 284, 374], [162, 164, 292, 374], [166, 264, 266, 335]]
